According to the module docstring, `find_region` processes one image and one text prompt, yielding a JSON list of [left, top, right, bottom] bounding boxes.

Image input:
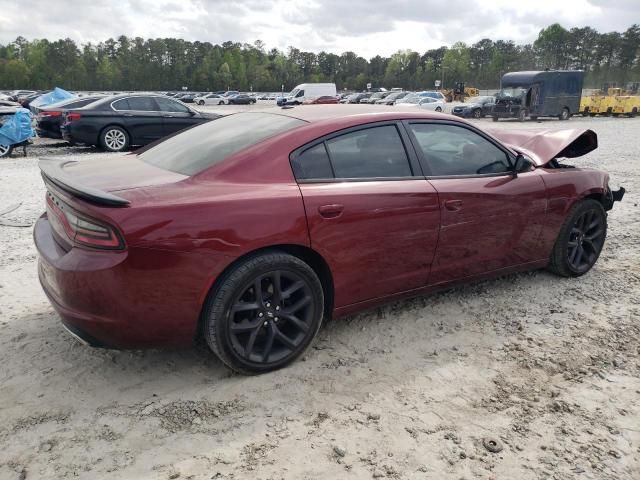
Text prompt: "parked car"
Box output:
[[396, 95, 445, 112], [278, 83, 337, 105], [304, 96, 339, 104], [194, 93, 229, 106], [34, 106, 624, 374], [60, 94, 219, 152], [342, 92, 371, 104], [360, 91, 392, 104], [36, 96, 104, 139], [20, 91, 51, 109], [228, 94, 257, 105], [451, 96, 496, 118], [223, 90, 240, 97], [178, 94, 197, 103], [375, 91, 409, 105]]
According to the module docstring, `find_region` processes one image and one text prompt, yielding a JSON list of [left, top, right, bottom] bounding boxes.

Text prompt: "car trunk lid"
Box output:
[[486, 128, 597, 167], [39, 155, 188, 207]]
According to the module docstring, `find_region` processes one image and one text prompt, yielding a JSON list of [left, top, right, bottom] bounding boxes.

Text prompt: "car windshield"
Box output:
[[499, 87, 527, 98], [475, 96, 494, 103], [139, 113, 305, 176]]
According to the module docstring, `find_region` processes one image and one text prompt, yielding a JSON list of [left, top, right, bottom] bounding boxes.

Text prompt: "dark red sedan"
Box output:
[[304, 96, 339, 104], [34, 105, 624, 374]]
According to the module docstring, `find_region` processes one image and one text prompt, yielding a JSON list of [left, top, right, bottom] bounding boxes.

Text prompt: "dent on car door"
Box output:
[[292, 123, 440, 308], [406, 121, 547, 284]]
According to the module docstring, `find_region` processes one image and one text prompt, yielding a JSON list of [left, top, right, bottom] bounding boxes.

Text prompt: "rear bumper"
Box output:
[[61, 123, 99, 146], [34, 214, 229, 349]]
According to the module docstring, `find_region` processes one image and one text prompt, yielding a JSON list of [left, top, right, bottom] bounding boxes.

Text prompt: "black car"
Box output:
[[228, 94, 257, 105], [341, 92, 371, 104], [20, 91, 51, 109], [61, 94, 219, 152], [451, 96, 496, 119], [36, 96, 104, 139], [178, 94, 197, 103]]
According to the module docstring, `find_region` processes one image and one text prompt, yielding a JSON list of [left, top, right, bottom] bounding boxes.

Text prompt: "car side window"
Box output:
[[327, 125, 412, 178], [127, 96, 158, 111], [409, 123, 511, 176], [155, 96, 190, 113], [112, 98, 130, 111], [296, 90, 304, 98], [291, 144, 334, 180]]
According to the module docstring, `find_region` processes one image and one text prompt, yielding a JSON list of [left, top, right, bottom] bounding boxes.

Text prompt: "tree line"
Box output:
[[0, 23, 638, 92]]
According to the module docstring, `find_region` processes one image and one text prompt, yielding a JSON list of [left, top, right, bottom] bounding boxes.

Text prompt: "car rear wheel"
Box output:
[[0, 144, 13, 158], [198, 100, 205, 105], [559, 107, 570, 120], [218, 101, 224, 105], [473, 109, 482, 118], [203, 252, 324, 374], [435, 106, 442, 112], [548, 199, 607, 277], [100, 126, 129, 152], [492, 116, 499, 122]]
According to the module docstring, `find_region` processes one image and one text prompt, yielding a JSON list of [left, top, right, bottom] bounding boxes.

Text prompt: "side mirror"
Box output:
[[513, 154, 533, 174]]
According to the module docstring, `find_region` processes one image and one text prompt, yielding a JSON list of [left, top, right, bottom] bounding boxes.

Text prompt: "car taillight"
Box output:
[[66, 113, 82, 122], [46, 193, 124, 249], [41, 111, 62, 117]]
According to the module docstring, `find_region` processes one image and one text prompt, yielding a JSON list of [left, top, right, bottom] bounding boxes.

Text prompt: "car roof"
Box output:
[[236, 104, 457, 125]]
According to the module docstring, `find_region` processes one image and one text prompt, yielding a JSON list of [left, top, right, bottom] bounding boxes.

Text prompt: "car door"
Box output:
[[154, 96, 200, 135], [405, 121, 547, 285], [481, 98, 495, 116], [291, 123, 440, 308], [111, 96, 164, 145]]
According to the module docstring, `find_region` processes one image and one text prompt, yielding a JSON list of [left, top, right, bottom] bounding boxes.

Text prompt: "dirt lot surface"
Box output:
[[0, 113, 638, 480]]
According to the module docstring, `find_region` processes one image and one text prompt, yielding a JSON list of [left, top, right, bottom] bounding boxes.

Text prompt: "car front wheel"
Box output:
[[473, 109, 482, 118], [100, 126, 129, 152], [203, 252, 324, 374], [548, 199, 607, 277], [0, 144, 13, 158], [198, 100, 205, 105]]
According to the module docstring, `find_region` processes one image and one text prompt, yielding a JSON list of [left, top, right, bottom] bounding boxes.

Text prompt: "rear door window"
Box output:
[[127, 96, 158, 111]]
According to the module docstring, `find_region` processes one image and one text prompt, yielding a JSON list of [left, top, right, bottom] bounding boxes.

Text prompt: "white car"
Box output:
[[194, 94, 229, 106], [396, 95, 446, 112]]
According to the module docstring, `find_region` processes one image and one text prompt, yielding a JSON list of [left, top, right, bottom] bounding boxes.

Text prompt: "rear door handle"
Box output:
[[123, 113, 133, 117], [318, 204, 344, 218], [163, 115, 174, 118], [444, 199, 463, 211]]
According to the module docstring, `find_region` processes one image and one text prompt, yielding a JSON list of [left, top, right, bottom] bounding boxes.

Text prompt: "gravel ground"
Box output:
[[0, 113, 638, 480]]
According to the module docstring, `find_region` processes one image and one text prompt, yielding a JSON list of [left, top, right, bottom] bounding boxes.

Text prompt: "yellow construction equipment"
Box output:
[[582, 86, 640, 117], [442, 83, 479, 102]]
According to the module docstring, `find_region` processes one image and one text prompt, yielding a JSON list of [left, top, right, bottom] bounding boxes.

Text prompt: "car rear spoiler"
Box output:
[[39, 158, 130, 207]]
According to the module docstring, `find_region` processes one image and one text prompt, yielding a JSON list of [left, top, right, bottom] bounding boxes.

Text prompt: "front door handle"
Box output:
[[318, 204, 344, 218], [444, 199, 463, 211], [163, 115, 175, 118]]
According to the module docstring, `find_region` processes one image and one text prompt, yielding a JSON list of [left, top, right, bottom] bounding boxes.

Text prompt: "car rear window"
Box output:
[[138, 112, 306, 175]]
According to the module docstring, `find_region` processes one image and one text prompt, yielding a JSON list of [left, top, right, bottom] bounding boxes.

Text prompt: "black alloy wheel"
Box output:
[[203, 252, 324, 374], [473, 108, 482, 118], [559, 107, 570, 120], [549, 199, 607, 277]]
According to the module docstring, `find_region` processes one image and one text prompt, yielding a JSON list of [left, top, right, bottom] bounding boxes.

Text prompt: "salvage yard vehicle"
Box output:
[[194, 93, 228, 106], [279, 83, 338, 105], [492, 70, 583, 121], [451, 96, 495, 118], [34, 105, 624, 374], [60, 93, 219, 152], [36, 96, 103, 139], [228, 94, 257, 105], [304, 96, 339, 104], [0, 107, 33, 158]]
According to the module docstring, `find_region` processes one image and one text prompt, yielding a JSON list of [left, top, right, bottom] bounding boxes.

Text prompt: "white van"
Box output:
[[281, 83, 337, 105]]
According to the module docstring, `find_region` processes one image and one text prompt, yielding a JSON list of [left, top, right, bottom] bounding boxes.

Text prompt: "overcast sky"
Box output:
[[0, 0, 637, 58]]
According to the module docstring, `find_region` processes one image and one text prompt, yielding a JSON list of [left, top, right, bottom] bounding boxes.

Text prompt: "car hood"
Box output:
[[39, 155, 187, 206], [486, 128, 597, 167]]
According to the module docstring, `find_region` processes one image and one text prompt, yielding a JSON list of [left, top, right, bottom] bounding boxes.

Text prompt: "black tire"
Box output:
[[203, 252, 324, 375], [435, 106, 442, 112], [0, 144, 13, 158], [218, 101, 224, 105], [99, 126, 129, 152], [518, 109, 527, 122], [198, 100, 204, 106], [530, 116, 538, 121], [548, 199, 607, 277], [492, 116, 499, 122], [473, 108, 482, 119]]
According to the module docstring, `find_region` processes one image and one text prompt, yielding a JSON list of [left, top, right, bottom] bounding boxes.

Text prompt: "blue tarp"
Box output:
[[30, 87, 76, 109], [0, 109, 34, 146]]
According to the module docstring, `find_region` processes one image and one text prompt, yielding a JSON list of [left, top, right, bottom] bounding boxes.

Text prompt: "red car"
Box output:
[[304, 96, 339, 105], [34, 105, 624, 374]]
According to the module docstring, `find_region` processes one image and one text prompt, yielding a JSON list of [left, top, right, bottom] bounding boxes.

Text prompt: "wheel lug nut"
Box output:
[[263, 321, 268, 326], [274, 317, 279, 322], [275, 306, 280, 311], [266, 302, 271, 307], [258, 312, 263, 317]]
